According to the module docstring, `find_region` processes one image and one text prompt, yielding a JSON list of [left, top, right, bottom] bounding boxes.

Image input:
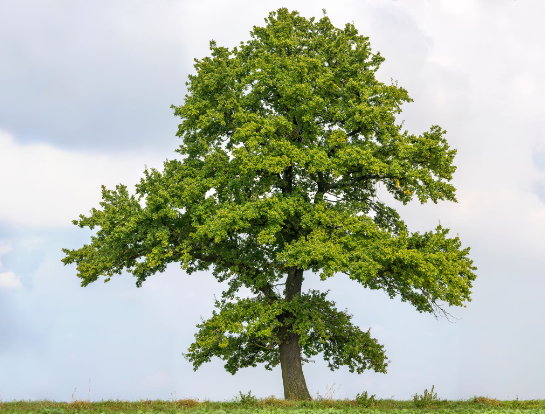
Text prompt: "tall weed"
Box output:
[[412, 384, 440, 408], [234, 390, 258, 405], [355, 391, 380, 408]]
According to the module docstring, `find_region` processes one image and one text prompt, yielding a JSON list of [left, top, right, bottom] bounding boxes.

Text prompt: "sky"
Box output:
[[1, 0, 544, 404]]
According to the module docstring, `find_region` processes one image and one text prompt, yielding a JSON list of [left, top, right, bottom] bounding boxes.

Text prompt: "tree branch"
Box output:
[[187, 247, 282, 302]]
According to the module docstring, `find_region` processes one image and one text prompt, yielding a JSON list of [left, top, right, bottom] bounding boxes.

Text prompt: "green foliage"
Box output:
[[61, 7, 477, 380], [183, 290, 388, 375], [3, 397, 545, 413], [511, 396, 522, 409], [412, 384, 440, 408], [354, 390, 380, 407], [233, 390, 259, 406]]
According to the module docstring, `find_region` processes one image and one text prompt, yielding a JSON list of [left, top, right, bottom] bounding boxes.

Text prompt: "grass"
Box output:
[[1, 385, 544, 413]]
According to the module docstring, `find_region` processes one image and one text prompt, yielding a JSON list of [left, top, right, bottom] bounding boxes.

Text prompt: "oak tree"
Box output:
[[62, 8, 477, 401]]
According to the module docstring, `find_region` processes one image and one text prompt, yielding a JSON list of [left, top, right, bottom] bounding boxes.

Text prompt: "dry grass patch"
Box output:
[[172, 398, 200, 408], [474, 396, 504, 406]]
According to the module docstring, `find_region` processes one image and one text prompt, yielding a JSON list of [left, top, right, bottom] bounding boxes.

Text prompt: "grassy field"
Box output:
[[2, 389, 545, 414]]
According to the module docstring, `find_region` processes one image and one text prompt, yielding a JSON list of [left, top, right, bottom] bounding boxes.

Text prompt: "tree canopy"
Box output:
[[62, 8, 477, 401]]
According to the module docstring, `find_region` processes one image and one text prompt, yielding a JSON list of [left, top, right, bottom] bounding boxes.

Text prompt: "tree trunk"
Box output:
[[279, 329, 312, 401], [277, 266, 312, 401]]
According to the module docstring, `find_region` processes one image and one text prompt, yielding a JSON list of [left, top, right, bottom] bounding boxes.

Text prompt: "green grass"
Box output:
[[1, 387, 544, 413]]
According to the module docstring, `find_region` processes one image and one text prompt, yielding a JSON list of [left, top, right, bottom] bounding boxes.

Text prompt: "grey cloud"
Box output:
[[0, 0, 187, 156]]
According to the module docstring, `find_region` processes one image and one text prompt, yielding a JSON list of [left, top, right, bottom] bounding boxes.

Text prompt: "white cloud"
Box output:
[[440, 1, 478, 24], [512, 74, 535, 98], [427, 55, 452, 68], [0, 130, 177, 228], [0, 271, 22, 289]]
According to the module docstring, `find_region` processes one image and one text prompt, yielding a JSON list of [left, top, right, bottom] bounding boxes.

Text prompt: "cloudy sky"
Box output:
[[1, 0, 544, 403]]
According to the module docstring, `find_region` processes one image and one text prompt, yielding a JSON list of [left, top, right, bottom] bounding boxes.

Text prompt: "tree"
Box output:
[[61, 8, 477, 401]]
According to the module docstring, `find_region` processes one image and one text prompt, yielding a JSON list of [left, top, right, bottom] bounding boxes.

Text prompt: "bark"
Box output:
[[279, 328, 311, 400], [277, 266, 312, 401]]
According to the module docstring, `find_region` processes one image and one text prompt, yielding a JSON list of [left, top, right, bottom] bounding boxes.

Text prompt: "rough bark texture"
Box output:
[[277, 266, 312, 401], [279, 329, 311, 400]]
